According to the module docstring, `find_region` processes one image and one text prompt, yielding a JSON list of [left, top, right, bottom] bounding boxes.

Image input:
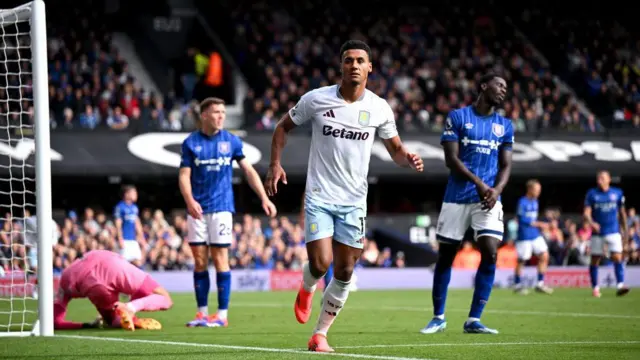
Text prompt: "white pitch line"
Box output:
[[232, 303, 640, 320], [57, 334, 435, 360], [334, 340, 640, 349]]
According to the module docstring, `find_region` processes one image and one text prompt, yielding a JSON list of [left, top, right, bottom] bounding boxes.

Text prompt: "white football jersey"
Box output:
[[289, 85, 398, 206]]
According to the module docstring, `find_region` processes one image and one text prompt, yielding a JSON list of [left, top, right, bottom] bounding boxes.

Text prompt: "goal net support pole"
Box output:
[[33, 0, 53, 337], [0, 0, 53, 337]]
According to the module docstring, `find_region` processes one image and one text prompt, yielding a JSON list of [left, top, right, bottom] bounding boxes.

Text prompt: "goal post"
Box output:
[[0, 0, 53, 337]]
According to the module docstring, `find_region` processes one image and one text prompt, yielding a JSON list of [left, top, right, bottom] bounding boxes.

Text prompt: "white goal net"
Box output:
[[0, 0, 53, 337]]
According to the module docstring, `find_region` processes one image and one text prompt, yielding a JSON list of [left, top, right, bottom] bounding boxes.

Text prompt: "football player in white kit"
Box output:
[[266, 40, 424, 352]]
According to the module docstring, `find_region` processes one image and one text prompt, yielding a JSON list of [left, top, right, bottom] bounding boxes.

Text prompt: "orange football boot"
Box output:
[[114, 302, 135, 331], [294, 283, 314, 324], [308, 333, 334, 352]]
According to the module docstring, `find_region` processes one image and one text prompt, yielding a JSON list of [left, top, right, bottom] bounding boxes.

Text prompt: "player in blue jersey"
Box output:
[[113, 185, 144, 267], [179, 97, 277, 327], [584, 170, 629, 298], [421, 73, 513, 335], [513, 179, 553, 295]]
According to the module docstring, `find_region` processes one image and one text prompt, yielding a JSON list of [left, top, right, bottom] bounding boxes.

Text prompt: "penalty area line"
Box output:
[[334, 340, 640, 349], [57, 334, 436, 360]]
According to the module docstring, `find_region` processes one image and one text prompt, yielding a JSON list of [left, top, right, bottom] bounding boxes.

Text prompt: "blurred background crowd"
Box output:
[[1, 204, 638, 273], [0, 209, 406, 274], [1, 1, 636, 133]]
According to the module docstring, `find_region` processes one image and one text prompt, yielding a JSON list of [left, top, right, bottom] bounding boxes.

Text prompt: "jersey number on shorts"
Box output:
[[218, 223, 231, 236], [359, 217, 366, 234]]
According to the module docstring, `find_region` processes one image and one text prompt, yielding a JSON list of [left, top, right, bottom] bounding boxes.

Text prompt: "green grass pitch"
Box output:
[[0, 289, 639, 359]]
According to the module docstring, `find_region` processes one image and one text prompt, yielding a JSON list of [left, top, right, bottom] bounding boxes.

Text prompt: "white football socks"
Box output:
[[217, 309, 228, 319], [302, 262, 322, 292], [198, 306, 208, 315], [314, 278, 351, 336]]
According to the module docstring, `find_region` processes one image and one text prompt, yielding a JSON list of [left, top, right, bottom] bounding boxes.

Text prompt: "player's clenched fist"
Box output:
[[266, 163, 287, 196], [407, 152, 424, 172]]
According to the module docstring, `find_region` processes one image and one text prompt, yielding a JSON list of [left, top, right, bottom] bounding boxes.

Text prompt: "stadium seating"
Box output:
[[40, 0, 198, 132], [229, 1, 591, 132], [507, 6, 640, 129]]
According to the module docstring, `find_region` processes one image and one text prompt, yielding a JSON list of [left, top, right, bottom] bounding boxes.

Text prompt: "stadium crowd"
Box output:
[[511, 6, 640, 129], [0, 209, 405, 274], [1, 203, 638, 274], [41, 5, 201, 133], [233, 2, 605, 132], [3, 2, 634, 133]]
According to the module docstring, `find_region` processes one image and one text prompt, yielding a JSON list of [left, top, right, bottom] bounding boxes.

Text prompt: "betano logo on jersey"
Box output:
[[322, 125, 370, 141], [194, 156, 232, 172]]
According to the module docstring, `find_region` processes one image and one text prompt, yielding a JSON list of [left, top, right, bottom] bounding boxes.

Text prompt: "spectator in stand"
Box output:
[[107, 106, 129, 130]]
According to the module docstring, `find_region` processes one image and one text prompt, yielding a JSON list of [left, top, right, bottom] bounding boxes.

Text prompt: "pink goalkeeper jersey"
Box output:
[[54, 250, 148, 329]]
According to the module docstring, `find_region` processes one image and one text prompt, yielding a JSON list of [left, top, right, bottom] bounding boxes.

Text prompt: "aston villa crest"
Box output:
[[358, 110, 371, 126]]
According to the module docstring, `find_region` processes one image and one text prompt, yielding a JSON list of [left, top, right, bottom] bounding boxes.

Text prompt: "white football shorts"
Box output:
[[516, 236, 549, 261], [436, 202, 504, 243], [121, 240, 143, 262], [187, 212, 233, 247], [590, 233, 623, 256]]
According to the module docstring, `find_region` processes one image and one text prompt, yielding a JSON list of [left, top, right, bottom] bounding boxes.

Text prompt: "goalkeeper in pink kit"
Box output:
[[54, 250, 173, 331]]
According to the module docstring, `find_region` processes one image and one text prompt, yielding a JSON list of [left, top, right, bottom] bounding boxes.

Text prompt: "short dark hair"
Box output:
[[339, 40, 372, 61], [478, 72, 499, 92], [200, 97, 225, 113], [122, 184, 136, 196]]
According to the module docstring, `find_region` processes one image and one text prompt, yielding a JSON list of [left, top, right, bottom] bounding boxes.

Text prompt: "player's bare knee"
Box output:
[[591, 255, 602, 266], [333, 265, 355, 282], [309, 255, 331, 276]]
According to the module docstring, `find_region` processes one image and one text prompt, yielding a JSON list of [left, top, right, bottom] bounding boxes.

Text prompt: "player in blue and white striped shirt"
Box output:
[[179, 97, 277, 328], [421, 73, 513, 335]]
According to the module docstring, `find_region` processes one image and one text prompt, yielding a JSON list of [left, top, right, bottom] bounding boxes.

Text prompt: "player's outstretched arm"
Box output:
[[238, 158, 277, 217], [266, 114, 297, 196], [381, 136, 424, 171]]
